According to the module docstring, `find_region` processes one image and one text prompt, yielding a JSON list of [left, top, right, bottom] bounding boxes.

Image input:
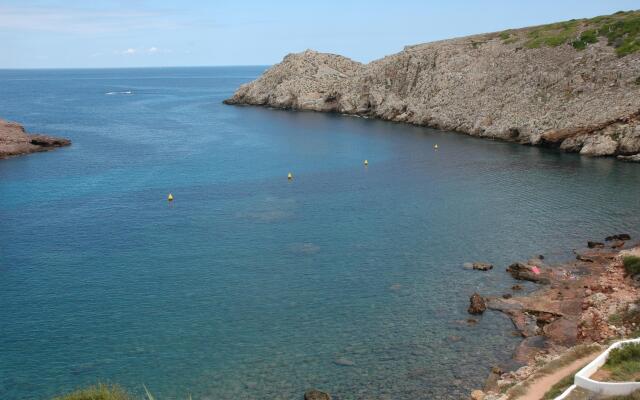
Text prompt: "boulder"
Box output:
[[468, 293, 486, 314], [472, 262, 494, 271], [506, 262, 550, 284], [587, 241, 605, 249], [304, 389, 331, 400], [543, 318, 578, 347], [470, 389, 485, 400]]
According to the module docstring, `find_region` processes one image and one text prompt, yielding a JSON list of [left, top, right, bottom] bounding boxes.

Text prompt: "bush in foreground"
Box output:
[[53, 384, 130, 400]]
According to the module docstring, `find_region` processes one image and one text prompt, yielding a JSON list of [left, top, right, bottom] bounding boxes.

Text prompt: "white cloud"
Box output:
[[0, 6, 185, 34], [115, 47, 172, 56]]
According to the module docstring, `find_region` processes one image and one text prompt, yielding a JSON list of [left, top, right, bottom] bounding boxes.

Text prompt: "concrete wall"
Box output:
[[557, 338, 640, 399]]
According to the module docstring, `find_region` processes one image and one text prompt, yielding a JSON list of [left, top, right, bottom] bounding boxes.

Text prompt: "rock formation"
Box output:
[[225, 11, 640, 159], [468, 293, 487, 314], [0, 119, 70, 158]]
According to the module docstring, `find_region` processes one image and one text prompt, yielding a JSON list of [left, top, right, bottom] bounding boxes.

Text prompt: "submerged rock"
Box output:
[[333, 357, 355, 367], [468, 293, 486, 314], [588, 241, 605, 249], [304, 389, 331, 400], [472, 262, 494, 271]]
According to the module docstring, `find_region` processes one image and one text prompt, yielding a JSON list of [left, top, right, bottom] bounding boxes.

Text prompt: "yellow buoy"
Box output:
[[434, 144, 439, 149], [287, 172, 293, 180], [364, 159, 368, 166], [167, 193, 174, 202]]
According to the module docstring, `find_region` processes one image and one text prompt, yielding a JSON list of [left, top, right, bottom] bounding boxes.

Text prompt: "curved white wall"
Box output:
[[557, 338, 640, 399]]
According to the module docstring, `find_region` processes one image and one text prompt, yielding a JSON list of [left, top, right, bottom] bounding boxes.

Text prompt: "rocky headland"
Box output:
[[0, 118, 70, 158], [468, 236, 640, 399], [225, 10, 640, 160]]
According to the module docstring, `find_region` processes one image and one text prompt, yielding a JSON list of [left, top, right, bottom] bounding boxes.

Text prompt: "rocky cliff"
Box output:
[[225, 11, 640, 160], [0, 119, 70, 158]]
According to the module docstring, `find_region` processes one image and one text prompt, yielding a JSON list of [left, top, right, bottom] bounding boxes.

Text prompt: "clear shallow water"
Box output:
[[0, 67, 639, 400]]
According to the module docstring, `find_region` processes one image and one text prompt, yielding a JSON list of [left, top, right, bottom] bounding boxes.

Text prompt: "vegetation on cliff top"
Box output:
[[499, 10, 640, 56]]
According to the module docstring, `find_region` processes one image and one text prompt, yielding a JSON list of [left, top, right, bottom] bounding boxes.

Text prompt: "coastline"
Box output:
[[223, 11, 640, 162], [0, 118, 70, 159], [470, 236, 640, 399]]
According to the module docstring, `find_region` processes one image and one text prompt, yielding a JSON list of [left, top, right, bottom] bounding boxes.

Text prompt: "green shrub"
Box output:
[[509, 10, 640, 56], [603, 343, 640, 382], [572, 39, 588, 50], [597, 13, 640, 57], [53, 384, 131, 400], [607, 343, 640, 366], [635, 76, 640, 85], [623, 256, 640, 276]]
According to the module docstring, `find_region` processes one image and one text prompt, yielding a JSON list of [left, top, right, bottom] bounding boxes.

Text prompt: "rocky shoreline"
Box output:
[[467, 236, 640, 399], [0, 118, 70, 159], [224, 11, 640, 161]]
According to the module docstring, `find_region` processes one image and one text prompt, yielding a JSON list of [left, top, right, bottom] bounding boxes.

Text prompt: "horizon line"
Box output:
[[0, 64, 272, 71]]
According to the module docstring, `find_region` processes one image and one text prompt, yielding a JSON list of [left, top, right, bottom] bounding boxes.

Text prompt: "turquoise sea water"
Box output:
[[1, 67, 639, 400]]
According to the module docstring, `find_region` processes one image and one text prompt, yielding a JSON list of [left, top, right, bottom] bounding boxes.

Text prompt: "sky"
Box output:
[[2, 0, 640, 69]]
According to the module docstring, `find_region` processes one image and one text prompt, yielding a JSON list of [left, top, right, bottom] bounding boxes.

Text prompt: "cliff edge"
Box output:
[[225, 10, 640, 159], [0, 119, 70, 159]]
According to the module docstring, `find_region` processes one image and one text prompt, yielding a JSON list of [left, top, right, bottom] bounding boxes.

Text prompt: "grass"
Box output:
[[52, 384, 191, 400], [602, 343, 640, 382], [53, 384, 131, 400], [499, 9, 640, 57], [500, 31, 512, 41], [623, 256, 640, 276], [525, 20, 580, 49], [606, 390, 640, 399]]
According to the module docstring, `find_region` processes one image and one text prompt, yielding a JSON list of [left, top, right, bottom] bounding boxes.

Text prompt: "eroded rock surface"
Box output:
[[0, 119, 70, 158]]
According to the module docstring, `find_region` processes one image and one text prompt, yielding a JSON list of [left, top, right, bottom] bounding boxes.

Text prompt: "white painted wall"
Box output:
[[556, 338, 640, 399]]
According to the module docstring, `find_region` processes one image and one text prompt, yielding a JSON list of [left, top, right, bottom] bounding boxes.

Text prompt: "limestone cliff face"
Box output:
[[0, 119, 70, 159], [225, 24, 640, 159]]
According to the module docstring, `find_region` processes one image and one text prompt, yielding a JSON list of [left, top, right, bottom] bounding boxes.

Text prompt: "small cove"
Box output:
[[1, 67, 639, 399]]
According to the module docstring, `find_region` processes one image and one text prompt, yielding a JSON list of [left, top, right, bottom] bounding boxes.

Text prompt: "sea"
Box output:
[[1, 67, 639, 399]]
